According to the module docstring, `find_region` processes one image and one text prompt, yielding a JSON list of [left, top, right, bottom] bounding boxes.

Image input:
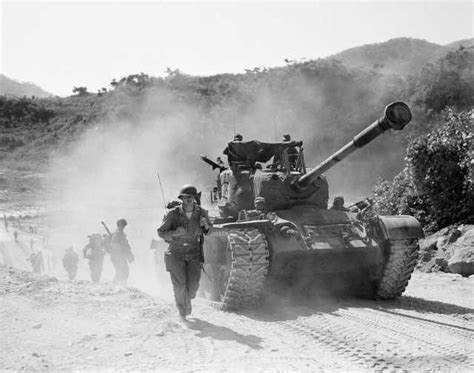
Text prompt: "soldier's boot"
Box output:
[[185, 299, 192, 316]]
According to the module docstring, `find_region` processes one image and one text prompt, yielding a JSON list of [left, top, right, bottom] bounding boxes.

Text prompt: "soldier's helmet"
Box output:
[[117, 218, 128, 228], [282, 134, 291, 141], [178, 184, 198, 199], [233, 133, 243, 141]]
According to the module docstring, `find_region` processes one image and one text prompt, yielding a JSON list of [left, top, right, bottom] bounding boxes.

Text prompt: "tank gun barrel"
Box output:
[[297, 102, 412, 187]]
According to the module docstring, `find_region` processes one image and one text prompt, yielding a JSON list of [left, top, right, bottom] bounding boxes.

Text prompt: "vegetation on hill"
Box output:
[[0, 37, 472, 232], [373, 46, 474, 231], [331, 37, 473, 76]]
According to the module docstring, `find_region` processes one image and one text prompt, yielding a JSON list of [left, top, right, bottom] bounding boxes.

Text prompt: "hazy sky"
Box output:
[[1, 1, 472, 96]]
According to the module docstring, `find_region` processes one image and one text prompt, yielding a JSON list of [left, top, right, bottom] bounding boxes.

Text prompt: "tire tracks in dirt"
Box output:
[[192, 299, 356, 371], [194, 297, 473, 371], [279, 304, 473, 371]]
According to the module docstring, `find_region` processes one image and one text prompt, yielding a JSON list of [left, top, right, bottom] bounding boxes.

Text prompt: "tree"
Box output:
[[72, 86, 89, 96], [373, 109, 473, 232]]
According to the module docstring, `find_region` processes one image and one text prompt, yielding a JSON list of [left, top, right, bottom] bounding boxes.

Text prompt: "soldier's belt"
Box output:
[[181, 242, 199, 247], [172, 236, 200, 245]]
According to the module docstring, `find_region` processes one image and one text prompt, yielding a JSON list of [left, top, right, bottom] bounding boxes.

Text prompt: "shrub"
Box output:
[[373, 108, 473, 232]]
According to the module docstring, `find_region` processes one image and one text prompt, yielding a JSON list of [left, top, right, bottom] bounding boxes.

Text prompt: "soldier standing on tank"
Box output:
[[282, 133, 299, 168], [83, 234, 106, 283], [63, 246, 79, 280], [110, 219, 134, 286], [216, 157, 226, 199], [157, 185, 212, 321]]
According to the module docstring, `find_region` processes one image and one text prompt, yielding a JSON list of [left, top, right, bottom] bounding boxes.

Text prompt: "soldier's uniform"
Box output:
[[110, 219, 134, 286], [30, 251, 44, 274], [157, 186, 211, 319], [63, 247, 79, 280], [83, 234, 106, 282]]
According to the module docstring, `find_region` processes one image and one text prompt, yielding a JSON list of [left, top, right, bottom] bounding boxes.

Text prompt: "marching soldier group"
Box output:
[[58, 185, 211, 322], [62, 219, 134, 286]]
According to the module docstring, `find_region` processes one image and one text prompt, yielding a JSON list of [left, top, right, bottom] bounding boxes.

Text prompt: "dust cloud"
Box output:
[[43, 67, 405, 297], [45, 89, 215, 297]]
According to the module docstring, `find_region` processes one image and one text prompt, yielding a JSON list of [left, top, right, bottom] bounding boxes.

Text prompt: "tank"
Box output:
[[200, 102, 424, 310]]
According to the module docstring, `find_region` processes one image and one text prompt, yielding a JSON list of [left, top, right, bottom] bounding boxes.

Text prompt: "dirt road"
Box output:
[[1, 266, 473, 372]]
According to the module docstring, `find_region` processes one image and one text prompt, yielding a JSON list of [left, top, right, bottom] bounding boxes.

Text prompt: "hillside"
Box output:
[[331, 37, 474, 76], [0, 74, 53, 98], [0, 36, 472, 210]]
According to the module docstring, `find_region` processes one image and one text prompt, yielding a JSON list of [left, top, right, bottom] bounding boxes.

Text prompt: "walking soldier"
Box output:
[[110, 219, 134, 286], [157, 185, 212, 321]]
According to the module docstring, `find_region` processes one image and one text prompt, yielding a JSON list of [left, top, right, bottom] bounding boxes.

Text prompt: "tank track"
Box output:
[[376, 238, 420, 299], [220, 228, 269, 310]]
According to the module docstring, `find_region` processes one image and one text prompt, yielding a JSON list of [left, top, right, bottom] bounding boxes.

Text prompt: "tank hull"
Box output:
[[201, 205, 423, 309]]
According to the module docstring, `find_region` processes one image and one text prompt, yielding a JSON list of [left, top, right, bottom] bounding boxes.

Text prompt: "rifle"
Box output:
[[101, 221, 112, 237], [200, 155, 227, 172], [157, 173, 167, 210]]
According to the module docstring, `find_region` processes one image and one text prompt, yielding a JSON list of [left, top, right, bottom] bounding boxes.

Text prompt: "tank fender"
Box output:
[[272, 216, 299, 232], [376, 215, 424, 241]]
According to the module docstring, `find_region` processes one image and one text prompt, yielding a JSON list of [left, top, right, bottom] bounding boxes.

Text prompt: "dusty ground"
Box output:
[[1, 263, 473, 372], [1, 200, 473, 372]]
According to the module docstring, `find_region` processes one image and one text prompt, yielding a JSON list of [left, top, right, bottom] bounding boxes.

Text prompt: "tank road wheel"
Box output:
[[376, 238, 420, 299], [217, 228, 269, 310]]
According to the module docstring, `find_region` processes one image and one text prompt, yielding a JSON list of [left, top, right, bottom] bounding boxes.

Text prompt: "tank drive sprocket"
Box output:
[[376, 238, 420, 299], [219, 228, 269, 310]]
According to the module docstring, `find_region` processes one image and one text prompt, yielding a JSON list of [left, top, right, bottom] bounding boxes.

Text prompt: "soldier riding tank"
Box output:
[[200, 102, 424, 310]]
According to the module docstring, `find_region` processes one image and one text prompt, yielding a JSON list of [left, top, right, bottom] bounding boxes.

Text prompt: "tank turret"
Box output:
[[296, 101, 412, 188], [202, 102, 412, 213]]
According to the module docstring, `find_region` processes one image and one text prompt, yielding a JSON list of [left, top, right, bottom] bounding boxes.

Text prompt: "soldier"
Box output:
[[238, 196, 267, 221], [282, 133, 299, 168], [30, 250, 44, 274], [13, 230, 18, 242], [215, 157, 225, 199], [63, 246, 79, 280], [110, 219, 134, 286], [83, 234, 106, 283], [157, 184, 212, 321], [330, 196, 350, 212]]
